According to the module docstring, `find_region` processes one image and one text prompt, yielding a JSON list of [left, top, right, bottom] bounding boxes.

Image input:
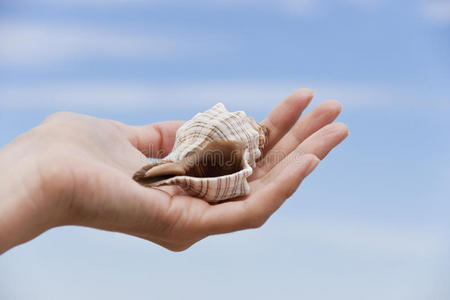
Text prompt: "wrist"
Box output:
[[0, 128, 65, 253]]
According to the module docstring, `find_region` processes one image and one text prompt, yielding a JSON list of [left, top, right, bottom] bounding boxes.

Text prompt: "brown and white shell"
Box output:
[[133, 103, 268, 202]]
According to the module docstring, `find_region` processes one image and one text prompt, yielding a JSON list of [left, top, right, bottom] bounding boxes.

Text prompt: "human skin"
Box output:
[[0, 89, 348, 254]]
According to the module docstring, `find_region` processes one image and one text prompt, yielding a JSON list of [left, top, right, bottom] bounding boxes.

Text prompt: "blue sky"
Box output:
[[1, 0, 449, 299]]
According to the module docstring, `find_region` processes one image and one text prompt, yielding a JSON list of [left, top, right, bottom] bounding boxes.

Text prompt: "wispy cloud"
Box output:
[[13, 0, 383, 7], [423, 1, 450, 24], [0, 80, 447, 111], [342, 0, 385, 7], [0, 1, 394, 68], [279, 0, 317, 17], [60, 216, 447, 259], [9, 0, 382, 16], [276, 218, 444, 259], [0, 22, 232, 67], [1, 216, 446, 300]]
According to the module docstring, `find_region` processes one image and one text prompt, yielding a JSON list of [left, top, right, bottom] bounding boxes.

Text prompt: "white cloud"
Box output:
[[0, 80, 447, 111], [12, 0, 381, 7], [0, 0, 392, 68], [8, 0, 379, 16], [277, 218, 444, 259], [14, 0, 284, 6], [423, 1, 450, 23], [1, 216, 447, 300], [60, 216, 447, 260], [199, 216, 446, 261], [342, 0, 384, 6], [0, 22, 231, 67], [11, 0, 281, 9], [280, 0, 316, 17]]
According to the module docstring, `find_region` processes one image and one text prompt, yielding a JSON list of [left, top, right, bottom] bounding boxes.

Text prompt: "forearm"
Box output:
[[0, 169, 40, 254], [0, 131, 54, 254]]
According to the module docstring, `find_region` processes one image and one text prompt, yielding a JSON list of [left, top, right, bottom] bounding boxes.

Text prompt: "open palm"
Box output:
[[40, 89, 347, 251]]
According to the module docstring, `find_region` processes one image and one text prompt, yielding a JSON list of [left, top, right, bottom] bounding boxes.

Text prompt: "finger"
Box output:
[[296, 122, 349, 160], [118, 121, 184, 158], [261, 88, 314, 154], [256, 100, 342, 175], [200, 153, 319, 235]]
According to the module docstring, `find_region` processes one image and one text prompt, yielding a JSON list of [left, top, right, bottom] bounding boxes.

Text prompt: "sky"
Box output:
[[0, 0, 450, 299]]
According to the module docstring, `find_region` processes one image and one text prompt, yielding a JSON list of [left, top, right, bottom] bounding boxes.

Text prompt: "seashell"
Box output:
[[133, 103, 269, 202]]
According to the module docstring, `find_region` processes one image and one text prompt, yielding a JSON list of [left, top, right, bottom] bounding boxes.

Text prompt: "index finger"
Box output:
[[116, 121, 184, 158]]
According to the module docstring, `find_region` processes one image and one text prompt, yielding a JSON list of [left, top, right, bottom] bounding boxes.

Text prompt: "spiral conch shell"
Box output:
[[133, 103, 269, 202]]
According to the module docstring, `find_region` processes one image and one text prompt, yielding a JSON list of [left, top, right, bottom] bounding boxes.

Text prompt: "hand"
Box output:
[[0, 89, 348, 253]]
